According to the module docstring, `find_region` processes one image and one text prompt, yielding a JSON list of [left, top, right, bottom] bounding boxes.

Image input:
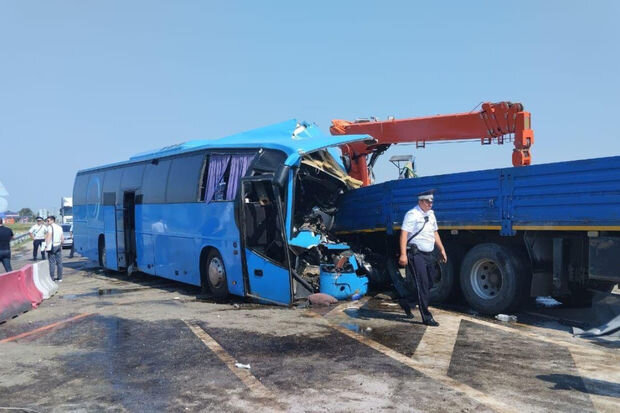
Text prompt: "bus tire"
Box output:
[[98, 235, 106, 268], [459, 243, 526, 315], [206, 250, 229, 299]]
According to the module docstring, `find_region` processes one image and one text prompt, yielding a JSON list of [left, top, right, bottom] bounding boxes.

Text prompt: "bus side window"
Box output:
[[103, 168, 122, 206], [167, 154, 205, 203], [143, 160, 171, 204], [204, 153, 256, 203], [73, 174, 89, 205]]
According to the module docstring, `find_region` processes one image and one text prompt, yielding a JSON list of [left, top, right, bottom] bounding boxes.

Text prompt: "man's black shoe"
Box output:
[[423, 318, 439, 327]]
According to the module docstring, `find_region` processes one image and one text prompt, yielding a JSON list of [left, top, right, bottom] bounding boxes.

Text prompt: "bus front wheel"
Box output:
[[206, 250, 229, 299]]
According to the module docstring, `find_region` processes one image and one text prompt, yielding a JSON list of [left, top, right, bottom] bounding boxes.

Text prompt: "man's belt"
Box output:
[[407, 246, 434, 255]]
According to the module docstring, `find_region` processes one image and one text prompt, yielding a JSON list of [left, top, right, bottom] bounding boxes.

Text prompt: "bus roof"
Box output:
[[78, 120, 371, 174]]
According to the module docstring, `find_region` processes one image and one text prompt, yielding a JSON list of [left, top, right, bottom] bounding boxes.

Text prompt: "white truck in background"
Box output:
[[60, 197, 73, 224]]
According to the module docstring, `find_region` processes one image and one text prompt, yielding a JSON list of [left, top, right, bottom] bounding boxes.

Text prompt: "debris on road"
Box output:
[[235, 362, 251, 369], [308, 293, 338, 306], [495, 314, 517, 322]]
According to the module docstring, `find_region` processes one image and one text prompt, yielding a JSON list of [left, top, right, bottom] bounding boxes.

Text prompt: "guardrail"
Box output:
[[10, 232, 30, 247]]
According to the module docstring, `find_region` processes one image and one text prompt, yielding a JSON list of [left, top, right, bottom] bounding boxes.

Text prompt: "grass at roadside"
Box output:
[[7, 223, 32, 233]]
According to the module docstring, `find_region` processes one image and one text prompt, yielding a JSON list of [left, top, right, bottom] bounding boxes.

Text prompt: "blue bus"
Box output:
[[73, 120, 371, 305]]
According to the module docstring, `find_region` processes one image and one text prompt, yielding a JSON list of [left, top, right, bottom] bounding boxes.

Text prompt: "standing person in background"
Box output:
[[0, 218, 14, 273], [45, 216, 64, 282], [28, 216, 48, 260]]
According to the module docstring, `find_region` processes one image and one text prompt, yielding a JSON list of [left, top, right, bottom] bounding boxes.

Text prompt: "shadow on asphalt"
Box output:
[[537, 374, 620, 398]]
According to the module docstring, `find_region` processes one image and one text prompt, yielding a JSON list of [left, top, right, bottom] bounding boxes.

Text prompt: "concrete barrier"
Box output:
[[32, 260, 58, 299], [0, 269, 34, 323], [19, 265, 43, 309]]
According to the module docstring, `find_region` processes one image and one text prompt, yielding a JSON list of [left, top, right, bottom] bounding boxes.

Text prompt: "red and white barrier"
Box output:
[[32, 261, 58, 299], [0, 267, 35, 323], [20, 265, 43, 308], [0, 262, 58, 323]]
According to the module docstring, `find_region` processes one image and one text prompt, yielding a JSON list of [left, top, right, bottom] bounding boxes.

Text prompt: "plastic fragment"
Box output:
[[495, 314, 517, 322]]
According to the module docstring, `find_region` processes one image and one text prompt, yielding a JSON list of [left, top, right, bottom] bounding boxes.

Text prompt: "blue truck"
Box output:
[[334, 155, 620, 314]]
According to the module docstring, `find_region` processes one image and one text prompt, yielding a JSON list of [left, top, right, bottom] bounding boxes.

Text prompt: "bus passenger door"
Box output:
[[239, 177, 293, 306], [102, 204, 119, 271], [115, 205, 126, 269]]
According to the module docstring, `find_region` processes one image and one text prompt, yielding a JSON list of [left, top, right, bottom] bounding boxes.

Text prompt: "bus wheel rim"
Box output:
[[208, 257, 225, 288], [470, 258, 502, 300]]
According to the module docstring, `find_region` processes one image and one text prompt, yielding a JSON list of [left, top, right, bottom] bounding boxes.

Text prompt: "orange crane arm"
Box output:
[[330, 102, 534, 186]]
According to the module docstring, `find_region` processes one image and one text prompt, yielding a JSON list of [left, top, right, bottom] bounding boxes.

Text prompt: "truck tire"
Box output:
[[460, 243, 527, 314], [555, 280, 615, 307], [430, 251, 458, 304], [385, 250, 458, 305], [588, 280, 617, 293], [430, 245, 464, 304], [205, 250, 229, 299]]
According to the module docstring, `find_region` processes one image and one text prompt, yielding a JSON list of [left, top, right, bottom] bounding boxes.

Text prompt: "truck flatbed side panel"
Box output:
[[510, 156, 620, 228], [335, 155, 620, 234]]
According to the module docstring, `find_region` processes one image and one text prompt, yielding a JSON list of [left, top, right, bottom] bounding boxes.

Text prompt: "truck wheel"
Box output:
[[588, 280, 617, 293], [460, 243, 526, 314], [206, 250, 229, 299], [430, 245, 463, 304]]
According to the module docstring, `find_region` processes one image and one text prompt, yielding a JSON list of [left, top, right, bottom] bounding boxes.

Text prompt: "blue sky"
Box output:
[[1, 1, 618, 211]]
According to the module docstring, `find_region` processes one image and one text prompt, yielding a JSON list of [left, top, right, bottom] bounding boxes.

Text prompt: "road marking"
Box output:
[[325, 320, 519, 413], [432, 308, 620, 413], [412, 314, 461, 376], [183, 320, 280, 404], [0, 313, 92, 343], [434, 308, 615, 357]]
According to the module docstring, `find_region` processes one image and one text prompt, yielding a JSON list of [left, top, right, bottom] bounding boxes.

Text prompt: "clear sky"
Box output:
[[1, 1, 619, 212]]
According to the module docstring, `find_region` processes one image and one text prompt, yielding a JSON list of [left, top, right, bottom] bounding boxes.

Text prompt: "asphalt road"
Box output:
[[0, 245, 619, 412]]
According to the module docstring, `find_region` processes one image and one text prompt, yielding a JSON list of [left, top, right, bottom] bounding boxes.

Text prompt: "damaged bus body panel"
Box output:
[[238, 122, 371, 305], [73, 119, 371, 306]]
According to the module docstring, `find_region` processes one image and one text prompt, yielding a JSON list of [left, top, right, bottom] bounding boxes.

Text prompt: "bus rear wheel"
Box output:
[[460, 243, 526, 315], [206, 250, 229, 299]]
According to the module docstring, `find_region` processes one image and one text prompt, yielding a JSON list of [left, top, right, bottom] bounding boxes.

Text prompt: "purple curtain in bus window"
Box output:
[[205, 154, 231, 203], [226, 154, 255, 200]]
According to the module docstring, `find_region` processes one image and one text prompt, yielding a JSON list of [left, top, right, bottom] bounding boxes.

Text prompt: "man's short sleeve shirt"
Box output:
[[29, 224, 47, 240], [401, 205, 438, 252]]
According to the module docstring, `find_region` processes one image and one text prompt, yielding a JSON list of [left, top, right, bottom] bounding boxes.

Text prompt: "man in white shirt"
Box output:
[[45, 216, 65, 282], [398, 189, 447, 326], [29, 216, 48, 261]]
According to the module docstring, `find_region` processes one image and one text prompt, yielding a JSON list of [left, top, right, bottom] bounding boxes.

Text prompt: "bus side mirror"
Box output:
[[273, 165, 290, 188]]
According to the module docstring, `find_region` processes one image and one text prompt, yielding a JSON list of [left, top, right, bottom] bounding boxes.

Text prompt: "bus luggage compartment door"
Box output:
[[239, 177, 293, 306]]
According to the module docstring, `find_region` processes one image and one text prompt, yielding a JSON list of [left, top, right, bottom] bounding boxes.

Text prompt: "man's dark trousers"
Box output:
[[0, 249, 12, 272], [33, 239, 45, 260], [48, 247, 63, 280], [405, 249, 436, 323]]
